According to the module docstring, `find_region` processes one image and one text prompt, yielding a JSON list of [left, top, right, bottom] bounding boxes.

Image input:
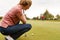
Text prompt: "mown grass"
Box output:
[[0, 20, 60, 40], [18, 20, 60, 40]]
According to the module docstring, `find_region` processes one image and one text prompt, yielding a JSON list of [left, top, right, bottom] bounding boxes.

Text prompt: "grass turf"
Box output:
[[0, 20, 60, 40]]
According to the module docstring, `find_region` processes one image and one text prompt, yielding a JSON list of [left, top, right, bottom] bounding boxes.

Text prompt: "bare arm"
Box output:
[[16, 12, 27, 24], [19, 13, 27, 24]]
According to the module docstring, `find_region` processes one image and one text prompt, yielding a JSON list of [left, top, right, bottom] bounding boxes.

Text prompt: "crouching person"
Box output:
[[0, 0, 32, 40]]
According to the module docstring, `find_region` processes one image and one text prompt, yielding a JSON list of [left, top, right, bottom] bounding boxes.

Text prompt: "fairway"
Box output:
[[0, 20, 60, 40]]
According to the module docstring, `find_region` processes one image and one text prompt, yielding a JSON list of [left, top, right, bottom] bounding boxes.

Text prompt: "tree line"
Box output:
[[0, 10, 60, 20], [26, 10, 60, 20]]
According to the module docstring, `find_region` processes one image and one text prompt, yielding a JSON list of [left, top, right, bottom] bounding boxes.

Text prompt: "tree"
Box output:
[[43, 10, 54, 20], [49, 14, 54, 20], [56, 14, 60, 20], [0, 16, 2, 19], [32, 17, 37, 20]]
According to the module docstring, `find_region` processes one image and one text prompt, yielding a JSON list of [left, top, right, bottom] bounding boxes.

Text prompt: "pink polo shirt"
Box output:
[[0, 4, 23, 28]]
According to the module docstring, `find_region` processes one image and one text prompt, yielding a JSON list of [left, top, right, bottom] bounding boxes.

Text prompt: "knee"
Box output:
[[26, 24, 32, 30]]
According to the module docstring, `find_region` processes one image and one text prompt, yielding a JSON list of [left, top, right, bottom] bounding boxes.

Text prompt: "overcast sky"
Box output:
[[0, 0, 60, 18]]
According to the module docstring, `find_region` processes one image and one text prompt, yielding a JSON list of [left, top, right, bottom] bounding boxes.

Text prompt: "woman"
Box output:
[[0, 0, 32, 40]]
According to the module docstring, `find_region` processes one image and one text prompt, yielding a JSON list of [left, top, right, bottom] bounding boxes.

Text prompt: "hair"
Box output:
[[20, 0, 32, 7]]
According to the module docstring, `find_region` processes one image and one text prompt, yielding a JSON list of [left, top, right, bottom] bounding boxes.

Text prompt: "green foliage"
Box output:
[[43, 10, 54, 20], [32, 17, 37, 20], [56, 14, 60, 20], [0, 16, 2, 19]]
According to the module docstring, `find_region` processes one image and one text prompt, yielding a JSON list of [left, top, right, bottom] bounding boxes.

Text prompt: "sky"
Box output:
[[0, 0, 60, 18]]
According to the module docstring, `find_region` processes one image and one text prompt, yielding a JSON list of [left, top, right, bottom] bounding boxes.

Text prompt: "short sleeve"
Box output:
[[16, 6, 23, 19]]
